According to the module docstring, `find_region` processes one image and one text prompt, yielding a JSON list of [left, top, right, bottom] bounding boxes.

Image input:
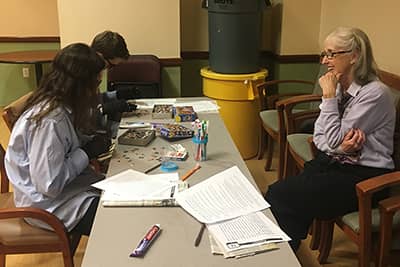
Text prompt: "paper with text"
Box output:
[[207, 211, 290, 253], [175, 166, 269, 223]]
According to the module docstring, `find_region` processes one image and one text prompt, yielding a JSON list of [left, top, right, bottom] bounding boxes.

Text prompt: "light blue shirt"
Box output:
[[5, 104, 103, 231], [313, 80, 395, 169]]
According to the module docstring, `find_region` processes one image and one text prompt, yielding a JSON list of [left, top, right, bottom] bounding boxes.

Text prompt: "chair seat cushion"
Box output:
[[342, 209, 400, 249], [259, 110, 278, 132], [286, 133, 314, 162], [0, 193, 60, 246]]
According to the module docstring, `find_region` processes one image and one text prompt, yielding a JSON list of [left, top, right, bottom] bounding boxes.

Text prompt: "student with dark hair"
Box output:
[[265, 27, 395, 251], [91, 30, 129, 67], [91, 30, 137, 137], [5, 43, 110, 235]]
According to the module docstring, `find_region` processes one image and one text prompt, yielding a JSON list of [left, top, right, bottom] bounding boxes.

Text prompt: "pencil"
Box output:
[[194, 223, 206, 247], [181, 163, 201, 181], [144, 162, 162, 174]]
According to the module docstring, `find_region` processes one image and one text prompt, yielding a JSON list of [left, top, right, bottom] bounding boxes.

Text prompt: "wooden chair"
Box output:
[[280, 94, 322, 178], [277, 95, 322, 249], [377, 195, 400, 267], [1, 93, 81, 267], [310, 70, 400, 267], [256, 80, 315, 179]]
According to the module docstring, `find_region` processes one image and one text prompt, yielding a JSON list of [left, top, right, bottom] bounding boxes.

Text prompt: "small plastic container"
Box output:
[[192, 137, 208, 161]]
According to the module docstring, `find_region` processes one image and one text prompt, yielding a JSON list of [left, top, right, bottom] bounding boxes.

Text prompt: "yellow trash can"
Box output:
[[201, 67, 268, 159]]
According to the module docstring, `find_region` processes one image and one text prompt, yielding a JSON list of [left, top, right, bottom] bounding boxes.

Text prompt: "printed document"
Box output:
[[175, 166, 270, 223], [207, 211, 291, 254]]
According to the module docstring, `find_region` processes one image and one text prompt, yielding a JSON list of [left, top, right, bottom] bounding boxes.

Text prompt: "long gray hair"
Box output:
[[325, 27, 378, 85]]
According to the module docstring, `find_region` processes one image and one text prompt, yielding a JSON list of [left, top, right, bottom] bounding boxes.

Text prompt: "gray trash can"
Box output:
[[204, 0, 266, 74]]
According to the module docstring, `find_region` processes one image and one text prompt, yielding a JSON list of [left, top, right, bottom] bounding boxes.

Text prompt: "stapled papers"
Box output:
[[175, 166, 290, 258]]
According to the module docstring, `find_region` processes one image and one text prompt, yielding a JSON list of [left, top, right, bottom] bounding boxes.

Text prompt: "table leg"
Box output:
[[34, 63, 43, 87]]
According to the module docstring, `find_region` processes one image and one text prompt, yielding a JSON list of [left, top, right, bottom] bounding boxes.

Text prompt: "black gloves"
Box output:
[[116, 87, 138, 100], [82, 134, 112, 159], [100, 100, 137, 115]]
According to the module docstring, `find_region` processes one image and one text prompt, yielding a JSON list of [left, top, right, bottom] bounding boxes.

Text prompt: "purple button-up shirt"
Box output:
[[313, 80, 396, 169]]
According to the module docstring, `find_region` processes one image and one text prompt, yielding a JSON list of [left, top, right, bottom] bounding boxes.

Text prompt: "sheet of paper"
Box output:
[[92, 169, 179, 199], [174, 100, 220, 113], [175, 166, 270, 223], [134, 98, 177, 109], [208, 233, 278, 259], [207, 211, 290, 253]]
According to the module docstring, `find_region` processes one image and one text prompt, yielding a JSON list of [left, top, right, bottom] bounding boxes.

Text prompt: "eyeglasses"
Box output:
[[320, 50, 352, 60], [105, 58, 116, 69]]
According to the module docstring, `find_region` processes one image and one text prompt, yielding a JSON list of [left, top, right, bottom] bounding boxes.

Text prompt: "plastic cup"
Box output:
[[192, 137, 208, 161]]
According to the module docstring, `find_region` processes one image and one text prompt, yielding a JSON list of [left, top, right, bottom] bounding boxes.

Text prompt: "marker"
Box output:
[[181, 163, 201, 181], [130, 224, 161, 257]]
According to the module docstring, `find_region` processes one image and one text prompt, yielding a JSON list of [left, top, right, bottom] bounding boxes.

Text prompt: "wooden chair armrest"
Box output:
[[356, 171, 400, 196], [276, 94, 322, 108], [263, 79, 314, 87], [257, 80, 314, 110], [0, 207, 69, 237], [379, 195, 400, 214]]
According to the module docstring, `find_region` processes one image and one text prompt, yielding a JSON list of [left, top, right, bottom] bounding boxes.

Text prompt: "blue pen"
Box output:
[[130, 224, 161, 257]]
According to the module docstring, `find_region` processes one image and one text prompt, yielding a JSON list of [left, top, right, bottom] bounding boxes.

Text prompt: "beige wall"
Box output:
[[0, 0, 59, 36], [279, 0, 321, 55], [320, 0, 400, 73], [180, 0, 208, 51], [57, 0, 180, 58]]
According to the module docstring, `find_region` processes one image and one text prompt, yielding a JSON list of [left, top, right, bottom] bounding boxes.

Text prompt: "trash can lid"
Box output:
[[200, 67, 267, 81]]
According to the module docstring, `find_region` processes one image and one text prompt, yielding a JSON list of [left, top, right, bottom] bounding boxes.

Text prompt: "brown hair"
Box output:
[[24, 43, 105, 131], [91, 30, 129, 60]]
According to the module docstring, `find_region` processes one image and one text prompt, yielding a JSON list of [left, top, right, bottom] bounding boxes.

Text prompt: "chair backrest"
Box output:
[[0, 143, 8, 193], [2, 91, 32, 131], [379, 70, 400, 171], [1, 92, 32, 193], [107, 54, 162, 98]]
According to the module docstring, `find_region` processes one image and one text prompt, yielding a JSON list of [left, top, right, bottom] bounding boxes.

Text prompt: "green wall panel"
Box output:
[[0, 43, 60, 106], [273, 62, 321, 95], [181, 59, 209, 97], [162, 66, 181, 97]]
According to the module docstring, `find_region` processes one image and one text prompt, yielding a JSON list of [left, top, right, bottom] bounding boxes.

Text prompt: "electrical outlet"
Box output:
[[22, 67, 30, 78]]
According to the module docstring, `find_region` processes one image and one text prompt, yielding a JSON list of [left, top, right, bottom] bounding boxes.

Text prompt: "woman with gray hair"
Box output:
[[265, 27, 395, 251]]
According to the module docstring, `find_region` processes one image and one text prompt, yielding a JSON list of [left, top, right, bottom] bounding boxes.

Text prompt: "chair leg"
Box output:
[[282, 142, 293, 179], [309, 219, 322, 250], [277, 138, 285, 180], [257, 125, 266, 160], [264, 135, 274, 171], [69, 232, 82, 256], [0, 254, 5, 267], [377, 210, 394, 267], [62, 250, 75, 267], [318, 219, 335, 264]]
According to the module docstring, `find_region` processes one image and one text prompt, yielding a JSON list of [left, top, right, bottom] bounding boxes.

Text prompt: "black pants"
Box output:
[[265, 152, 390, 251], [71, 196, 100, 236]]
